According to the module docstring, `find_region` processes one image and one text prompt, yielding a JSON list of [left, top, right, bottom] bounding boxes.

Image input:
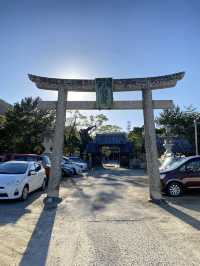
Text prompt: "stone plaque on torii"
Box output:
[[28, 71, 185, 207]]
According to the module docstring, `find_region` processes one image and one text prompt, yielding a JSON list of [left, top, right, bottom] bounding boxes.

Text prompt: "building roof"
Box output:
[[0, 99, 11, 115], [95, 133, 128, 145]]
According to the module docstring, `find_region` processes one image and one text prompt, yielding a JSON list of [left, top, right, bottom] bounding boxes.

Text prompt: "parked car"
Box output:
[[0, 161, 47, 200], [68, 156, 88, 171], [160, 155, 200, 197], [62, 164, 74, 177], [62, 157, 82, 175], [4, 154, 51, 181], [159, 156, 184, 172]]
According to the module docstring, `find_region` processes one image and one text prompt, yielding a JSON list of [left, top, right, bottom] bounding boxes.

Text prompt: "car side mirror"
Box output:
[[28, 170, 36, 176], [36, 165, 41, 172]]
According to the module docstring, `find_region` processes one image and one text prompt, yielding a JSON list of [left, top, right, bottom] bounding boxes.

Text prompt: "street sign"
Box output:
[[95, 78, 113, 109]]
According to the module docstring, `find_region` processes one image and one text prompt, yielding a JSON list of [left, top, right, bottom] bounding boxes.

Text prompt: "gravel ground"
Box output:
[[1, 167, 200, 266]]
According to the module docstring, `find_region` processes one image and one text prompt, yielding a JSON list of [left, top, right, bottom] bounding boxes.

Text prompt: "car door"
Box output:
[[179, 158, 200, 188], [34, 163, 44, 189], [28, 163, 37, 192]]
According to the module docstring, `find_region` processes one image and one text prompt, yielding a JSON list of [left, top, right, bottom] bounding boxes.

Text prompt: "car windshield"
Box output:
[[63, 157, 73, 163], [160, 157, 179, 170], [70, 157, 82, 163], [166, 158, 188, 171], [0, 162, 28, 174]]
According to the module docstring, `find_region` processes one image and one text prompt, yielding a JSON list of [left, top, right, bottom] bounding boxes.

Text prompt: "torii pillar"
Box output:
[[28, 72, 185, 207], [47, 88, 67, 201], [142, 88, 161, 201]]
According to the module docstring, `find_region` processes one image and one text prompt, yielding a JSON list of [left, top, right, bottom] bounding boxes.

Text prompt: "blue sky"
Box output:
[[0, 0, 200, 130]]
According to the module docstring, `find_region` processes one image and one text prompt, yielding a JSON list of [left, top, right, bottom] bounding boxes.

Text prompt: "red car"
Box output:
[[160, 156, 200, 196]]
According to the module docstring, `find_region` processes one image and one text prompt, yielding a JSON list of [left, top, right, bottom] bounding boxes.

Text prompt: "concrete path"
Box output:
[[1, 168, 200, 265]]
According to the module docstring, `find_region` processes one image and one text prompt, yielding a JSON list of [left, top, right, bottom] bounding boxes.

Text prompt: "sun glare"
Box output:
[[53, 62, 95, 101]]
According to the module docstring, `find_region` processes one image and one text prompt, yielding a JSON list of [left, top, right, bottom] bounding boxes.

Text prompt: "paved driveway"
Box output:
[[1, 167, 200, 265]]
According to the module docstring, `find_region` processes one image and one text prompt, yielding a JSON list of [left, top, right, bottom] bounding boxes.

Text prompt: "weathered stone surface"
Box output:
[[47, 88, 67, 199], [95, 78, 113, 109], [142, 88, 161, 201], [28, 72, 185, 92], [38, 100, 173, 110]]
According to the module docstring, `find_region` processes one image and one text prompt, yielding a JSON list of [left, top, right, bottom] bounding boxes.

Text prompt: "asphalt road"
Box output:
[[1, 167, 200, 265]]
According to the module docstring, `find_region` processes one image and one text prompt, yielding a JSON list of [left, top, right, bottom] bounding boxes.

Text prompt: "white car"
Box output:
[[0, 161, 47, 200], [68, 157, 88, 171], [62, 157, 82, 175]]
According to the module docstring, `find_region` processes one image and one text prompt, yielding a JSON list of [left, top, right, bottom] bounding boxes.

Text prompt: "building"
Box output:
[[86, 132, 133, 167]]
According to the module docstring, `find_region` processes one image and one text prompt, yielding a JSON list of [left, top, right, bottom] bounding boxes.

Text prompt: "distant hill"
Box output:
[[0, 99, 12, 115]]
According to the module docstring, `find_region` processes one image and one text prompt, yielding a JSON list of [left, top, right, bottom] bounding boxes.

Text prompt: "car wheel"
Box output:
[[41, 179, 47, 191], [167, 182, 183, 197], [21, 186, 29, 201]]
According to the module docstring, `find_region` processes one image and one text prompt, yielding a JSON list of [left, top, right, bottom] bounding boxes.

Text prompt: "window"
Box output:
[[42, 156, 51, 166], [180, 159, 200, 173], [14, 156, 27, 161], [35, 163, 41, 172], [0, 162, 28, 174]]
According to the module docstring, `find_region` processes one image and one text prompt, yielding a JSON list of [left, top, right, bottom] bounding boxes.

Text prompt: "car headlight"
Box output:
[[160, 174, 166, 180]]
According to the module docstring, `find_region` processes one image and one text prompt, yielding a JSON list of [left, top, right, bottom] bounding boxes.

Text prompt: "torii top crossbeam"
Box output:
[[28, 72, 185, 91]]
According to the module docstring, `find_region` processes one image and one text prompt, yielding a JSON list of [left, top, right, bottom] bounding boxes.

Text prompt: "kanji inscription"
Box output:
[[95, 78, 113, 109]]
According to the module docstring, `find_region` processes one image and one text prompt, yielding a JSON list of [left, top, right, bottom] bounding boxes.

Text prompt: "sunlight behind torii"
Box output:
[[53, 63, 96, 101]]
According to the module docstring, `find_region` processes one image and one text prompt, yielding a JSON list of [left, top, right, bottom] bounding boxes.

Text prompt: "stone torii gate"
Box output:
[[28, 72, 184, 206]]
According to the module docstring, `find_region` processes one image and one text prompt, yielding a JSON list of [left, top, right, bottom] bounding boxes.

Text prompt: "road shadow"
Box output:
[[158, 190, 200, 231], [62, 175, 124, 212], [93, 168, 148, 188], [160, 201, 200, 231], [19, 207, 57, 266], [0, 190, 43, 225], [164, 190, 200, 213], [91, 191, 122, 211]]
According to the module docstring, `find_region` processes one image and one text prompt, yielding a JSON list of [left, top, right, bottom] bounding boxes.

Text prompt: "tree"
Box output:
[[128, 127, 145, 158], [156, 105, 200, 153], [64, 110, 122, 155], [1, 97, 55, 153], [0, 115, 7, 152]]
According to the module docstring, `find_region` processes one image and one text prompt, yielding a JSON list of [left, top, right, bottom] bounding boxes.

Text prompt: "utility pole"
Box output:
[[127, 121, 131, 133], [194, 119, 198, 155]]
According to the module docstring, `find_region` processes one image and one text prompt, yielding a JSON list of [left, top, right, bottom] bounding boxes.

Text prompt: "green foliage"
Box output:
[[96, 124, 122, 134], [157, 105, 200, 151], [0, 115, 6, 128], [64, 110, 122, 155], [128, 127, 144, 157], [64, 125, 80, 155], [0, 97, 55, 153]]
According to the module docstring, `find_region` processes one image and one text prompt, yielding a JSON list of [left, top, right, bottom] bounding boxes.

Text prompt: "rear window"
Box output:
[[14, 155, 38, 162], [0, 162, 28, 174]]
